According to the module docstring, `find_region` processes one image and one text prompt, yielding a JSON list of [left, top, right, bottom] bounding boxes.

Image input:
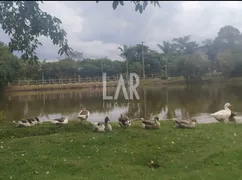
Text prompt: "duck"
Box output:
[[118, 114, 131, 128], [211, 103, 232, 123], [141, 116, 160, 129], [51, 117, 68, 124], [28, 117, 41, 125], [93, 117, 112, 132], [13, 118, 36, 127], [231, 111, 237, 117], [175, 118, 197, 128], [78, 108, 90, 121]]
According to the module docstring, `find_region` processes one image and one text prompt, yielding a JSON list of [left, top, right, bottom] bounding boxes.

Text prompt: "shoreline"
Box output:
[[3, 77, 188, 92], [4, 76, 242, 92], [4, 81, 118, 92]]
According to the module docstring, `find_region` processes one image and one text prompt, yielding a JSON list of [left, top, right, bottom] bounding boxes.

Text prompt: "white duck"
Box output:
[[51, 117, 68, 124], [78, 108, 90, 121], [211, 103, 232, 123]]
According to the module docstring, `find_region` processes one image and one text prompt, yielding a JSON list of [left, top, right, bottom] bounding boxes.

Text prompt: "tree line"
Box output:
[[1, 25, 242, 88]]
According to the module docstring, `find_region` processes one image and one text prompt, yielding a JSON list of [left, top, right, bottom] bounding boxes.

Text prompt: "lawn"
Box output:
[[0, 120, 241, 180]]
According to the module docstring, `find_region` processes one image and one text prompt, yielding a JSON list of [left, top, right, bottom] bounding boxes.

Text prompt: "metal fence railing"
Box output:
[[8, 74, 162, 86]]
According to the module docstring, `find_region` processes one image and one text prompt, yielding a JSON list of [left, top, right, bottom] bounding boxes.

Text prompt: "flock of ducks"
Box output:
[[12, 108, 90, 127], [12, 103, 235, 131], [13, 117, 42, 127]]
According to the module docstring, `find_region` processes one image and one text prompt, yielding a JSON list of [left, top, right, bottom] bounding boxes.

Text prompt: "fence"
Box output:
[[8, 74, 161, 86]]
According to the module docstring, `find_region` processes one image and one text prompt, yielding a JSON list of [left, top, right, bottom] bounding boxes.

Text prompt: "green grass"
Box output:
[[0, 120, 242, 180]]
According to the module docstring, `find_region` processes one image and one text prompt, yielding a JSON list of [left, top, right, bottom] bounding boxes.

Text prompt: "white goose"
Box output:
[[211, 103, 232, 123], [78, 108, 90, 121]]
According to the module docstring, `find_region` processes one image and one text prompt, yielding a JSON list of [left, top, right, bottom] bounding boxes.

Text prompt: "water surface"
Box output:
[[1, 84, 242, 123]]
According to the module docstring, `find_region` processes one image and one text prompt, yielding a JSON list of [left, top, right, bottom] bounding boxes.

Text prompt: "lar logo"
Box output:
[[102, 73, 140, 100]]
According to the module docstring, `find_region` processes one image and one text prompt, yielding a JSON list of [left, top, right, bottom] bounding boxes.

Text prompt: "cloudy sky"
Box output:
[[0, 1, 242, 61]]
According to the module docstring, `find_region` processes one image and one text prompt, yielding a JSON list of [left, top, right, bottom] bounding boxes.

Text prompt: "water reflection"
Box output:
[[1, 84, 242, 123]]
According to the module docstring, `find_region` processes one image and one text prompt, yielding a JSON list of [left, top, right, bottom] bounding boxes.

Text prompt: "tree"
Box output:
[[171, 53, 209, 81], [172, 35, 198, 55], [217, 25, 240, 47], [67, 50, 84, 62], [0, 1, 160, 64], [214, 25, 242, 53], [0, 42, 21, 87], [202, 38, 217, 71], [0, 1, 71, 63], [230, 52, 242, 77], [96, 1, 160, 13], [118, 45, 131, 80], [216, 50, 234, 78], [157, 41, 175, 78], [172, 35, 191, 54]]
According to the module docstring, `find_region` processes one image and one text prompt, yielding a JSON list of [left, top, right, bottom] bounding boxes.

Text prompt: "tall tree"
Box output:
[[0, 1, 160, 65], [0, 42, 21, 87], [118, 45, 130, 80], [216, 49, 233, 78], [172, 35, 190, 54], [0, 1, 72, 63], [172, 35, 198, 55], [202, 38, 217, 71], [157, 41, 175, 78]]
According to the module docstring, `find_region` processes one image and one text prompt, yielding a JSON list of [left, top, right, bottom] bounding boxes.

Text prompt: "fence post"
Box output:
[[78, 75, 80, 83], [18, 79, 20, 86]]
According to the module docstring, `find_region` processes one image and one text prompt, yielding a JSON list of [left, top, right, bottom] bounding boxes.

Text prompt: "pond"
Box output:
[[1, 84, 242, 123]]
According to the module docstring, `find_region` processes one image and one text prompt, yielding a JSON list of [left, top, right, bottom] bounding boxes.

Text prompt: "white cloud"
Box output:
[[1, 1, 242, 61]]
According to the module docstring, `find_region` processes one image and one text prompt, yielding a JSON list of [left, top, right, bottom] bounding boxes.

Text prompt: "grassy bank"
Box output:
[[5, 75, 235, 92], [3, 77, 192, 92], [0, 120, 242, 180], [4, 81, 118, 92]]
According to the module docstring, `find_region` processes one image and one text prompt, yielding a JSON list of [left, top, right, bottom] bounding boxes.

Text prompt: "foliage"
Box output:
[[172, 53, 209, 81], [0, 1, 71, 63], [2, 24, 242, 87], [0, 1, 160, 64], [0, 111, 6, 121], [0, 42, 21, 88], [216, 50, 233, 78], [96, 1, 160, 13]]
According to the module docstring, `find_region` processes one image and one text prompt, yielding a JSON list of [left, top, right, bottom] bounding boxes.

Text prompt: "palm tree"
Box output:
[[172, 35, 191, 54], [118, 44, 131, 80], [157, 41, 174, 78], [39, 59, 46, 81]]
